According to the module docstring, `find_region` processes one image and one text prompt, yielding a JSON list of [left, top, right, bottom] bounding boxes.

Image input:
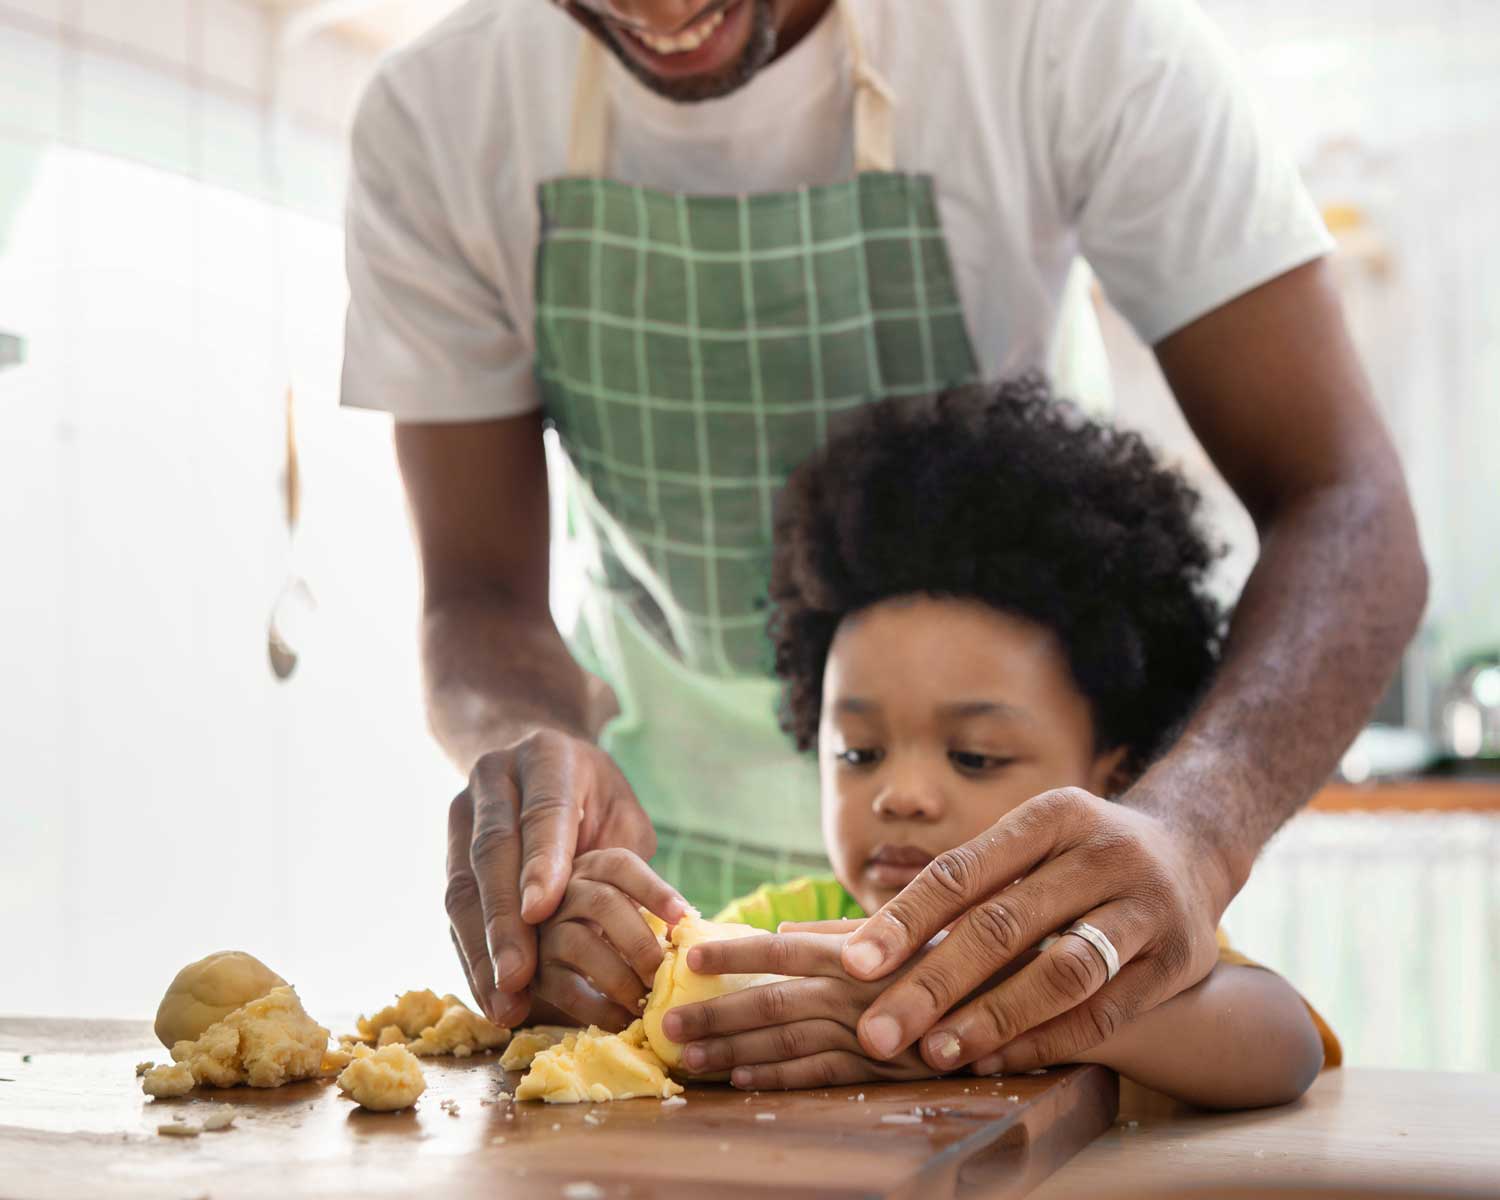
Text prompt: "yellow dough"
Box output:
[[157, 985, 331, 1090], [514, 1020, 682, 1104], [336, 1043, 426, 1112], [641, 913, 787, 1073], [408, 999, 511, 1057], [355, 989, 447, 1041], [351, 991, 510, 1057], [153, 951, 287, 1049], [141, 1060, 195, 1098], [500, 1026, 577, 1071]]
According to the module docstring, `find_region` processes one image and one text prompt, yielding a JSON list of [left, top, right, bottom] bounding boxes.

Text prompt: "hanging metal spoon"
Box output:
[[268, 386, 315, 680]]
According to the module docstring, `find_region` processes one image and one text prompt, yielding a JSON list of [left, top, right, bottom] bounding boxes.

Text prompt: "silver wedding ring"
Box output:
[[1063, 921, 1121, 982]]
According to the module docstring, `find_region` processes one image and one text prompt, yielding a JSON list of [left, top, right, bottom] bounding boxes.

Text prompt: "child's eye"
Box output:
[[837, 748, 882, 767], [950, 751, 1013, 772]]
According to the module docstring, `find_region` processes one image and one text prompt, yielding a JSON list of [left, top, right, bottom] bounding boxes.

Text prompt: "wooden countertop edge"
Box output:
[[1308, 779, 1500, 813]]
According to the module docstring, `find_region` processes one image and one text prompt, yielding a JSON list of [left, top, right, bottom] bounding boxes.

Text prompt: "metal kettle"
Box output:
[[1439, 653, 1500, 760]]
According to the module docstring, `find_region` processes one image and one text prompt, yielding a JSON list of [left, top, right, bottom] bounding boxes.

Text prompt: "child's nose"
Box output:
[[872, 780, 943, 821]]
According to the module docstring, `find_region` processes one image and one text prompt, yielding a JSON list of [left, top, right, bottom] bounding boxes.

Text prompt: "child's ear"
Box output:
[[1087, 745, 1132, 800]]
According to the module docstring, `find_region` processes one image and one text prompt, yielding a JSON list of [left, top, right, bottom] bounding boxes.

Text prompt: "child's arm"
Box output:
[[1072, 962, 1325, 1109]]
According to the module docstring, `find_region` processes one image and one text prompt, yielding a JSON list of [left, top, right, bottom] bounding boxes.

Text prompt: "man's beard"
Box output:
[[582, 0, 778, 104]]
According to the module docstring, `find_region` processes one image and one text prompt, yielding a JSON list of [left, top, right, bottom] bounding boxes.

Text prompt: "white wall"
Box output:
[[1111, 0, 1500, 679], [0, 0, 468, 1022]]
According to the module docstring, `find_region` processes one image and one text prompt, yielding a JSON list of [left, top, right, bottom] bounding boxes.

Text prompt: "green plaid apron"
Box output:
[[535, 1, 979, 913]]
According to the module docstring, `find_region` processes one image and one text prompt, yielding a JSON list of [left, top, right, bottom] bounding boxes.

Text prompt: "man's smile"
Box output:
[[605, 0, 755, 83]]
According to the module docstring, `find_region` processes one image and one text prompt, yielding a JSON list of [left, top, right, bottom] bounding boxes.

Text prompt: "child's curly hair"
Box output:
[[768, 373, 1226, 777]]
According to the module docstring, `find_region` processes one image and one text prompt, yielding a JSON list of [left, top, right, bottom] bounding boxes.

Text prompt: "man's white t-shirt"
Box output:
[[341, 0, 1332, 422]]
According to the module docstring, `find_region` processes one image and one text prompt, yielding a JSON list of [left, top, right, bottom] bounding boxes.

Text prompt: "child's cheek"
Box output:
[[821, 783, 871, 903]]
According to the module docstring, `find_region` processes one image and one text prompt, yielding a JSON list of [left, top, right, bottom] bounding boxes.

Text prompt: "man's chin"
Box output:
[[586, 0, 778, 104]]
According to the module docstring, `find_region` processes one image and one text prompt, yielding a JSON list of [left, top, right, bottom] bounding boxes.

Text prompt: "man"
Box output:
[[341, 0, 1425, 1077]]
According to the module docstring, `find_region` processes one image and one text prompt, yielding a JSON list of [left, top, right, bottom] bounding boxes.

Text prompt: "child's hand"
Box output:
[[532, 849, 687, 1031], [660, 932, 933, 1090]]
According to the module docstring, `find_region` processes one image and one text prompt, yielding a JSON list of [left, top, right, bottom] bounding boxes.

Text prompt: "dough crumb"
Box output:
[[562, 1184, 604, 1200], [354, 992, 510, 1058], [201, 1105, 236, 1131], [515, 1020, 683, 1105], [755, 1112, 775, 1121], [160, 986, 330, 1090], [881, 1113, 922, 1125], [336, 1043, 426, 1112], [489, 1135, 507, 1145], [355, 990, 446, 1042], [157, 1121, 201, 1137], [134, 1061, 155, 1077], [660, 1095, 686, 1108], [584, 1112, 603, 1125], [141, 1061, 195, 1098], [500, 1026, 576, 1071]]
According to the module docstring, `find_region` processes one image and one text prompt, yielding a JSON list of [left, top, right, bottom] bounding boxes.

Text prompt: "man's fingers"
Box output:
[[680, 1019, 861, 1074], [514, 735, 584, 923], [532, 962, 637, 1033], [970, 958, 1161, 1075], [842, 793, 1076, 983], [856, 858, 1116, 1062], [685, 932, 848, 980], [469, 767, 536, 995], [542, 921, 649, 1013], [446, 791, 524, 1026], [916, 902, 1143, 1071], [661, 976, 856, 1044]]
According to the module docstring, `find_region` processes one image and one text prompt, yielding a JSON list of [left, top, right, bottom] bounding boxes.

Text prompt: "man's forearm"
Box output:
[[422, 596, 607, 774], [1132, 474, 1427, 896]]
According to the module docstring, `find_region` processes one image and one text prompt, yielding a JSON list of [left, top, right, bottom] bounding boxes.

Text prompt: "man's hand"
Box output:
[[660, 932, 932, 1090], [838, 787, 1228, 1075], [445, 728, 678, 1027], [533, 849, 686, 1029]]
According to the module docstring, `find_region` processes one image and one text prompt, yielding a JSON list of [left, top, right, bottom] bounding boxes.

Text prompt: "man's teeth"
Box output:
[[632, 8, 726, 55]]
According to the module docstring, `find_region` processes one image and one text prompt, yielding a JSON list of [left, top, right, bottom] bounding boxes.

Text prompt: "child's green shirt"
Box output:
[[712, 875, 865, 930]]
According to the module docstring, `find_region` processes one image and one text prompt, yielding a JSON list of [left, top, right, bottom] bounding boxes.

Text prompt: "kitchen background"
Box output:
[[1, 0, 1496, 1069]]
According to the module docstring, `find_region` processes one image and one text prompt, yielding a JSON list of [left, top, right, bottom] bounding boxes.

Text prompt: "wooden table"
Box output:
[[1032, 1070, 1500, 1200], [0, 1018, 1116, 1199], [6, 1020, 1497, 1199]]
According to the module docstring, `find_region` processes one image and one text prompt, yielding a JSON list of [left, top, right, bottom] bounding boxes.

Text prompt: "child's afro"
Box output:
[[768, 373, 1226, 775]]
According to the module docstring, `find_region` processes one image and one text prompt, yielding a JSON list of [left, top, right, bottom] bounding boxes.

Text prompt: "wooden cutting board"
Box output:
[[1, 1018, 1117, 1199]]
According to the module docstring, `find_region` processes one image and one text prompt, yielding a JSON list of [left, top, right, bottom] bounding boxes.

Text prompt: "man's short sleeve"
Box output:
[[1046, 0, 1334, 345], [341, 74, 538, 422]]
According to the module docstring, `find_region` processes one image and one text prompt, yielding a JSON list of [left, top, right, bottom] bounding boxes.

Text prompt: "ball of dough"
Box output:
[[641, 913, 787, 1074], [337, 1043, 426, 1111], [154, 951, 287, 1049]]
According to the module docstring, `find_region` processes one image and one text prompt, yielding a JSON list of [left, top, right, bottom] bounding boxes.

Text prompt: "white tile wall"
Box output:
[[199, 0, 267, 95], [79, 0, 193, 68], [0, 22, 64, 139]]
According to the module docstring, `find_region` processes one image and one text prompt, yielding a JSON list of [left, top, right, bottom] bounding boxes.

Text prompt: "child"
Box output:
[[534, 375, 1338, 1109]]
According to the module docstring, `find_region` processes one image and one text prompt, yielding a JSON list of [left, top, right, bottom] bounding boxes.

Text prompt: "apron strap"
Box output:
[[569, 33, 612, 177], [839, 0, 895, 173], [566, 0, 896, 178]]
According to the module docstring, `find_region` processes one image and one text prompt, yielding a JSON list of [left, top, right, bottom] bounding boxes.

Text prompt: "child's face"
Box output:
[[819, 595, 1127, 916]]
